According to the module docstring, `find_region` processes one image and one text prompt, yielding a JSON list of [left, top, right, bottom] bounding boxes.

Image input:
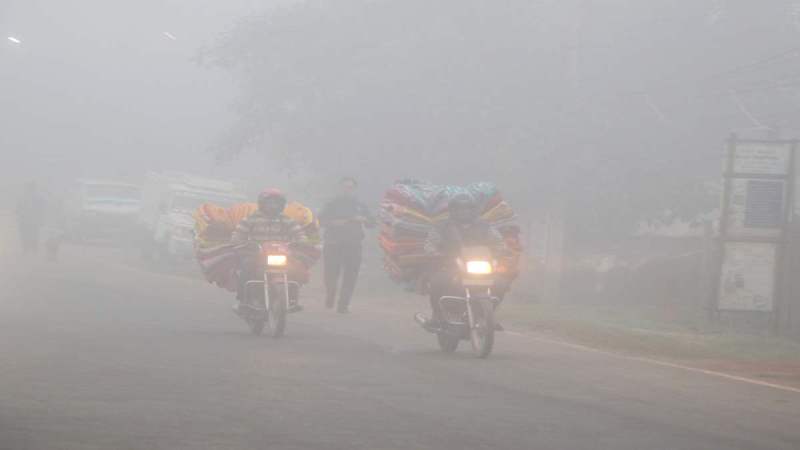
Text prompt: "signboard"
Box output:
[[794, 147, 800, 219], [715, 137, 795, 315], [725, 179, 785, 238], [718, 242, 776, 312], [732, 142, 791, 175]]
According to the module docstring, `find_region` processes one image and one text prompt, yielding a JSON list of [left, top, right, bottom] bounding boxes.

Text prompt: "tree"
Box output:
[[207, 0, 799, 236]]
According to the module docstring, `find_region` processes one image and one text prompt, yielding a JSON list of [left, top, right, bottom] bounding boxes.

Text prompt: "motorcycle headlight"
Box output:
[[267, 254, 288, 267], [466, 260, 493, 275]]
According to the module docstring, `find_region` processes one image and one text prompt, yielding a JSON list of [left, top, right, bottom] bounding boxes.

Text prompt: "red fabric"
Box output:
[[379, 233, 425, 256]]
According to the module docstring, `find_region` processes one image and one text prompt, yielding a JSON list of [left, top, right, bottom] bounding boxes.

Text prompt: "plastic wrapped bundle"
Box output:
[[193, 204, 239, 291], [194, 201, 322, 291], [195, 243, 240, 292], [380, 180, 523, 291], [283, 201, 322, 281], [194, 203, 234, 247]]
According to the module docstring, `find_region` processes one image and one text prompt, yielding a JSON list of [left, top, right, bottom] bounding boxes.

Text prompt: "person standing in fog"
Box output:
[[318, 177, 375, 313], [15, 182, 45, 253]]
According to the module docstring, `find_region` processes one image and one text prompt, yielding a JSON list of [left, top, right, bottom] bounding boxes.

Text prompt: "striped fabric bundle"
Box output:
[[193, 201, 322, 291], [380, 180, 522, 291]]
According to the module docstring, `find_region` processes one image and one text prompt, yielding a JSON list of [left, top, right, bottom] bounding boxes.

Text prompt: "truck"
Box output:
[[139, 172, 246, 261], [63, 179, 142, 242]]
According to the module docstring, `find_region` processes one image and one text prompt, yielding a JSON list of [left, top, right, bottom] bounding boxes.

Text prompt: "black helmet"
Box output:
[[258, 188, 287, 216], [448, 193, 478, 224]]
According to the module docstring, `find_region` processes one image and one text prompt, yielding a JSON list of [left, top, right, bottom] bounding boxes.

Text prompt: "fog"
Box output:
[[4, 1, 799, 213], [1, 0, 293, 194], [2, 2, 800, 449]]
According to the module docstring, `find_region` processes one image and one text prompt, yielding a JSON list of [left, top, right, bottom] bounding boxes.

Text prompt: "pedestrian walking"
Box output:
[[318, 177, 375, 313]]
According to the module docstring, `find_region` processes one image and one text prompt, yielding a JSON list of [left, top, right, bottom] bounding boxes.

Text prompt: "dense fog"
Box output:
[[2, 2, 800, 450]]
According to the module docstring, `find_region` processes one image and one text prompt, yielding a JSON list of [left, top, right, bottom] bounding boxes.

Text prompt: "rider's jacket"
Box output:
[[424, 219, 505, 258], [231, 211, 306, 245]]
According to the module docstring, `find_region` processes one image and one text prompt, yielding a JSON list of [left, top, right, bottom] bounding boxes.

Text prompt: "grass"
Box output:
[[500, 301, 800, 362]]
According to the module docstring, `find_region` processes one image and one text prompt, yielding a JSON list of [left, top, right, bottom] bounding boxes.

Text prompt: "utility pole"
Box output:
[[543, 0, 588, 303]]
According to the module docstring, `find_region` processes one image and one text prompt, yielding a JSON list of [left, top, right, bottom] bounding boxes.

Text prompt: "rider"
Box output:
[[232, 189, 307, 313], [417, 193, 508, 331]]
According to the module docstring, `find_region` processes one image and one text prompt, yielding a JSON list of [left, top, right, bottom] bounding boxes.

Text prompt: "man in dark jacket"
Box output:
[[318, 177, 375, 313]]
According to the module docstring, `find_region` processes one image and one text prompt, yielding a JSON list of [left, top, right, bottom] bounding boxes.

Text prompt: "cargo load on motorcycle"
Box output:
[[379, 180, 522, 292], [192, 201, 321, 292]]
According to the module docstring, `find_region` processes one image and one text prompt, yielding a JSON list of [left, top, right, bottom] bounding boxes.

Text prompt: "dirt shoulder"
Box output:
[[500, 302, 800, 388]]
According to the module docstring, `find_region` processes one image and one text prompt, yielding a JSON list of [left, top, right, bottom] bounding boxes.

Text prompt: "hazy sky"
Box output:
[[3, 0, 799, 208], [0, 0, 290, 188]]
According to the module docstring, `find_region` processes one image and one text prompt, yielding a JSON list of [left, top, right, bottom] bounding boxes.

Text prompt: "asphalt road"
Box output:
[[1, 242, 799, 450]]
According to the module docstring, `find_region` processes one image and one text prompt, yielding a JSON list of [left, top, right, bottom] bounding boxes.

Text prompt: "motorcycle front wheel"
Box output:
[[469, 298, 495, 358], [242, 284, 266, 336], [267, 284, 287, 338]]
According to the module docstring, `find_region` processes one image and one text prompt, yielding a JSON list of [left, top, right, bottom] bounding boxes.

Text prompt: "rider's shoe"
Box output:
[[414, 313, 441, 332], [336, 305, 350, 314], [494, 322, 505, 332], [288, 304, 304, 313]]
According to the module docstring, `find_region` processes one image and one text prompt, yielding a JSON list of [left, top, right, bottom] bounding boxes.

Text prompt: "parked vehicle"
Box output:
[[63, 179, 141, 243], [139, 172, 246, 261]]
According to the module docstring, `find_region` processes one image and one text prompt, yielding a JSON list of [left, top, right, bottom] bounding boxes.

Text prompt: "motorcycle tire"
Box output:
[[469, 298, 495, 359], [267, 285, 287, 338]]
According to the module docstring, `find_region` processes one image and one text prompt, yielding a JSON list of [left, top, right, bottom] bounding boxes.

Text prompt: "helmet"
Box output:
[[448, 193, 478, 224], [258, 188, 287, 216]]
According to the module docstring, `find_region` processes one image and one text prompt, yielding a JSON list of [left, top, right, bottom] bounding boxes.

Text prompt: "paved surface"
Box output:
[[1, 241, 799, 450]]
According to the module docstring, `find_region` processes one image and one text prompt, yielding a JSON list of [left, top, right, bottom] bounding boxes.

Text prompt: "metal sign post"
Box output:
[[713, 135, 797, 332]]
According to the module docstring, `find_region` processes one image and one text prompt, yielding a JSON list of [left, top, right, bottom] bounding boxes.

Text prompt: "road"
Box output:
[[1, 241, 799, 450]]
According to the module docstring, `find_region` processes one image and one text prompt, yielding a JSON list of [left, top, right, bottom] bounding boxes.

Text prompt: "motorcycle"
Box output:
[[238, 242, 297, 337], [419, 245, 499, 358]]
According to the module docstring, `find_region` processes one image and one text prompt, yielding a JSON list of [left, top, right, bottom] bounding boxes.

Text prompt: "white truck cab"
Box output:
[[139, 172, 246, 260]]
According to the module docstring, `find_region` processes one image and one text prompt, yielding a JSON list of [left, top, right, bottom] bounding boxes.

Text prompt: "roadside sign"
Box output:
[[725, 178, 785, 239], [794, 148, 800, 219], [732, 142, 791, 176], [715, 137, 796, 316], [718, 242, 776, 311]]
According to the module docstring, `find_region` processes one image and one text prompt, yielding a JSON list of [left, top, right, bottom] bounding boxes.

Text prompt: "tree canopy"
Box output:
[[208, 0, 800, 236]]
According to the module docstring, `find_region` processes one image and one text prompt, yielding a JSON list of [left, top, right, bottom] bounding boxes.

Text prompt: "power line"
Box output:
[[729, 90, 771, 130], [621, 46, 800, 97]]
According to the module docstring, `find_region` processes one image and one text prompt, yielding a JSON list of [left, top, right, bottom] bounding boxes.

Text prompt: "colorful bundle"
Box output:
[[194, 243, 240, 292], [283, 201, 322, 284], [194, 203, 235, 246], [380, 180, 522, 291], [193, 204, 240, 291], [193, 201, 322, 291]]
